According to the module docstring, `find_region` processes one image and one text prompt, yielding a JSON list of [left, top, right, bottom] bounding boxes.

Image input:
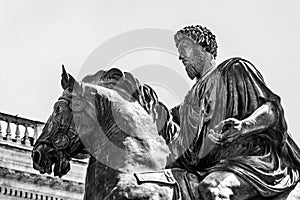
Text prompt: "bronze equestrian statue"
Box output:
[[32, 25, 300, 199]]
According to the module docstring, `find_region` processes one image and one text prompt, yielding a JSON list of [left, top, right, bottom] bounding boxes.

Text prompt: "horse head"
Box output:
[[32, 66, 173, 177], [32, 66, 97, 177]]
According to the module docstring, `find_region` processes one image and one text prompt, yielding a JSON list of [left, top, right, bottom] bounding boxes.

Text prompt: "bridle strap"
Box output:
[[35, 92, 98, 158]]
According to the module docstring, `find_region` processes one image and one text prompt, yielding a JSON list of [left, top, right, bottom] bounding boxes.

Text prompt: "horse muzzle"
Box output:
[[32, 143, 71, 177], [32, 144, 54, 174]]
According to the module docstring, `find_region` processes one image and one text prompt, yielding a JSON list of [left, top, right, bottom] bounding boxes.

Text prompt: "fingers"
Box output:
[[214, 118, 238, 134], [209, 118, 242, 145], [219, 129, 240, 144], [224, 118, 240, 125], [207, 132, 221, 145], [215, 120, 225, 130], [208, 129, 222, 145]]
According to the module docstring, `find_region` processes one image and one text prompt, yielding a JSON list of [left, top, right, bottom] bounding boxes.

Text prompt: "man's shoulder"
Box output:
[[216, 57, 265, 82], [217, 57, 249, 70]]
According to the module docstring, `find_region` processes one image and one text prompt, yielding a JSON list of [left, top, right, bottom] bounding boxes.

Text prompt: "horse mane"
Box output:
[[82, 68, 159, 119], [82, 68, 175, 144]]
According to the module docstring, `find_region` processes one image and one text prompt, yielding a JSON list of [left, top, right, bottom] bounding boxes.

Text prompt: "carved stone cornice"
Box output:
[[0, 111, 86, 199], [0, 166, 84, 193]]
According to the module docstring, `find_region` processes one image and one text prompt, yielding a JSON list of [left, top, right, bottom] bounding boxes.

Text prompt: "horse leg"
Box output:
[[198, 171, 259, 200]]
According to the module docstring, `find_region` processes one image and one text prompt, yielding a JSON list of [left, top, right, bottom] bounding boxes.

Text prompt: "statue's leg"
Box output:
[[198, 171, 259, 200]]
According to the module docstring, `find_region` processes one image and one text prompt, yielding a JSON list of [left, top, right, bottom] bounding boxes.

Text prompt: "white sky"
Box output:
[[1, 0, 300, 145]]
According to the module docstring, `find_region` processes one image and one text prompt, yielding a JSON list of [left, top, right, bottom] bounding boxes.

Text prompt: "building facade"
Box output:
[[0, 112, 87, 200], [1, 111, 300, 200]]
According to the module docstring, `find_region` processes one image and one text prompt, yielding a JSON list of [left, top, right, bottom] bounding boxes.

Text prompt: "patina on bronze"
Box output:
[[32, 67, 183, 199], [167, 25, 300, 199], [32, 26, 300, 200]]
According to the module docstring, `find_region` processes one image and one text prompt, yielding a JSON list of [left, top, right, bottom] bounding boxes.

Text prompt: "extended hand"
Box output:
[[208, 118, 245, 145]]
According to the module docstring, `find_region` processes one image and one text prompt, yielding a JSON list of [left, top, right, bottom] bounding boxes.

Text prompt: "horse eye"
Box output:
[[55, 104, 62, 113], [54, 100, 69, 114]]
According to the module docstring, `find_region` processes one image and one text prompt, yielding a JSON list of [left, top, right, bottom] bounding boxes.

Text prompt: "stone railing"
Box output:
[[0, 112, 87, 200], [0, 112, 44, 147]]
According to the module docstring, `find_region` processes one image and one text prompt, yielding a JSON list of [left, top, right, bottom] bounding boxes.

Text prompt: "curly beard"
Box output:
[[185, 63, 197, 79], [184, 53, 206, 80]]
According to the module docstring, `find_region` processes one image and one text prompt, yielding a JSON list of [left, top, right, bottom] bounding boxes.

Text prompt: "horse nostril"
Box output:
[[32, 150, 41, 164]]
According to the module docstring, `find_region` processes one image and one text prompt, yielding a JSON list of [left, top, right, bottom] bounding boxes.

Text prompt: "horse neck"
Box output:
[[93, 90, 170, 173], [84, 156, 119, 199]]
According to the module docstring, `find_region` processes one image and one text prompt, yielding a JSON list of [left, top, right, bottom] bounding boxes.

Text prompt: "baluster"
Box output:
[[33, 125, 38, 145], [0, 121, 2, 138], [15, 123, 21, 142], [6, 121, 11, 141], [23, 125, 30, 146]]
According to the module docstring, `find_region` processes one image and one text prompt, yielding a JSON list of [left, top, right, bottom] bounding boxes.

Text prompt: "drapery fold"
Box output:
[[166, 57, 300, 197]]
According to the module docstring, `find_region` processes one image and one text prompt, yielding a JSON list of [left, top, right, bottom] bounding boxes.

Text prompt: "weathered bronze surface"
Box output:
[[32, 25, 300, 199], [32, 67, 181, 199]]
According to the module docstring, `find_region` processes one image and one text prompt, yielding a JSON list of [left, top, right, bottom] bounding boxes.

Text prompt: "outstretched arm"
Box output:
[[208, 102, 278, 144], [240, 102, 277, 134]]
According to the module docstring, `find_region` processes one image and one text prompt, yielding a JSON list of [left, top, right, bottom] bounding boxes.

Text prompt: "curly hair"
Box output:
[[174, 25, 218, 58]]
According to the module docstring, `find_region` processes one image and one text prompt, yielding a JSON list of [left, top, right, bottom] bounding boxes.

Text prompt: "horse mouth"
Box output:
[[32, 149, 55, 174], [32, 146, 70, 177]]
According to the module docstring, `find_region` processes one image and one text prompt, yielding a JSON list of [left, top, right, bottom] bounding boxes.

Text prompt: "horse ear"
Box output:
[[61, 65, 70, 90], [68, 73, 76, 88], [61, 65, 82, 94]]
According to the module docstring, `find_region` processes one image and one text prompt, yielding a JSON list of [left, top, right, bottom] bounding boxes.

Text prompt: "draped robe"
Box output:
[[167, 57, 300, 197]]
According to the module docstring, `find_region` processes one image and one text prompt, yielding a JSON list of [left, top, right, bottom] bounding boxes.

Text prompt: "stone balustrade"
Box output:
[[0, 112, 87, 200], [0, 112, 44, 147]]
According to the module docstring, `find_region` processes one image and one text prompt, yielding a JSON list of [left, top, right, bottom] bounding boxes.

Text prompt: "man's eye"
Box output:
[[179, 48, 185, 55]]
